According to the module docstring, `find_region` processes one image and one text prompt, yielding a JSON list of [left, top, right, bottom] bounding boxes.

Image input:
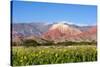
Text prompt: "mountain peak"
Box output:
[[49, 22, 69, 31], [42, 22, 83, 41]]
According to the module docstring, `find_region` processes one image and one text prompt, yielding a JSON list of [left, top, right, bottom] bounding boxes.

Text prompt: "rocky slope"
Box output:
[[12, 21, 97, 43]]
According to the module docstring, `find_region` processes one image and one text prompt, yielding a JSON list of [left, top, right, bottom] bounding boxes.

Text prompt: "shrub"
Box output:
[[22, 39, 39, 47]]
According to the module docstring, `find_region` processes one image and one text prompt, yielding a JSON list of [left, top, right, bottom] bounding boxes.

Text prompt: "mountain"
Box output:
[[12, 22, 52, 37], [12, 21, 97, 43], [12, 31, 24, 44], [42, 23, 82, 42], [42, 22, 97, 42], [70, 26, 97, 42]]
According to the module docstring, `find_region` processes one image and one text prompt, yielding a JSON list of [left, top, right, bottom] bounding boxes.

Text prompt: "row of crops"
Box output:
[[11, 46, 97, 66]]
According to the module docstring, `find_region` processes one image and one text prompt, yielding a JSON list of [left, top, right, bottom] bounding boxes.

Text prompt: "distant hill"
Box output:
[[12, 21, 96, 43]]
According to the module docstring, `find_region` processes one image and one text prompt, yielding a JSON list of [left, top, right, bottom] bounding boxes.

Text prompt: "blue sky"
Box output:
[[12, 1, 97, 26]]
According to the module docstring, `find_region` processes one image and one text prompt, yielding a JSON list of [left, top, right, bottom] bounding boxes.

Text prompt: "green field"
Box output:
[[11, 45, 97, 66]]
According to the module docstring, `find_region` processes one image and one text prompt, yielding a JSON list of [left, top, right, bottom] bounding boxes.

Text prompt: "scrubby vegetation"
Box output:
[[11, 39, 97, 66], [11, 46, 97, 66], [12, 39, 97, 46]]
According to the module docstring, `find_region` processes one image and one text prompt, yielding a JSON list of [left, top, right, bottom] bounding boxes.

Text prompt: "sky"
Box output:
[[11, 1, 97, 26]]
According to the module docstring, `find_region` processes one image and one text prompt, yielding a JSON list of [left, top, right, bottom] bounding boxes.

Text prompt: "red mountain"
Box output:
[[70, 26, 97, 41], [42, 23, 82, 42], [42, 23, 97, 42]]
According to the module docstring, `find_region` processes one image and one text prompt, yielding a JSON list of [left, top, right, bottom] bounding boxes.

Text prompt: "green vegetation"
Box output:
[[22, 39, 39, 47], [11, 46, 97, 66], [12, 39, 97, 46], [55, 40, 97, 46], [11, 39, 97, 66]]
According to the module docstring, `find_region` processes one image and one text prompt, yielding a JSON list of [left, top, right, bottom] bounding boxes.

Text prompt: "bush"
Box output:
[[22, 39, 40, 47], [12, 39, 97, 46], [41, 41, 54, 46], [12, 42, 23, 46], [12, 42, 17, 46], [55, 41, 97, 46]]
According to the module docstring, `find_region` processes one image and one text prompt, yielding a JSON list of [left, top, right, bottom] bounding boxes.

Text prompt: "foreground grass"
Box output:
[[11, 45, 97, 66]]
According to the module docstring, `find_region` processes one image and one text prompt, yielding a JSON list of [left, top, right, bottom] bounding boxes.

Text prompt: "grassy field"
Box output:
[[11, 45, 97, 66]]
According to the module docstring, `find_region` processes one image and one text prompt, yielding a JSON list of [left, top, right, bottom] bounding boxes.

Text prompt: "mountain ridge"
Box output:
[[12, 21, 97, 43]]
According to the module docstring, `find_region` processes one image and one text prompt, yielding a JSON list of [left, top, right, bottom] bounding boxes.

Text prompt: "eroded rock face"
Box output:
[[42, 22, 82, 41], [42, 23, 97, 42]]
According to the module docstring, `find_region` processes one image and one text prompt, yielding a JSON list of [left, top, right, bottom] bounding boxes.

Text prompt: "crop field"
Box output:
[[11, 45, 97, 66]]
